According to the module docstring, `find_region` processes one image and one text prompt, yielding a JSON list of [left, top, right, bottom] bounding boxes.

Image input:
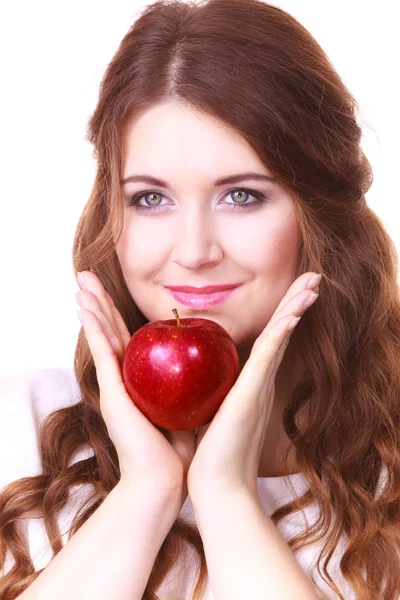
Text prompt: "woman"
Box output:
[[1, 0, 399, 598]]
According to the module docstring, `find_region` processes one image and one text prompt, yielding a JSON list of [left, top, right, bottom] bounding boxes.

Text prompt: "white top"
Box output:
[[0, 367, 385, 599]]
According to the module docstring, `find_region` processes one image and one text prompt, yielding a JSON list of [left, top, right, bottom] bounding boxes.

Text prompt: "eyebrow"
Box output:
[[120, 172, 277, 187]]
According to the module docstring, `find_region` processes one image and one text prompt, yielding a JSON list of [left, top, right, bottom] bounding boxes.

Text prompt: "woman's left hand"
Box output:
[[186, 271, 321, 502]]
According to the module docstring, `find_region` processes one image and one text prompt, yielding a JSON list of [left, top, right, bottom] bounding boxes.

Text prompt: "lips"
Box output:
[[165, 284, 241, 294], [165, 285, 242, 309]]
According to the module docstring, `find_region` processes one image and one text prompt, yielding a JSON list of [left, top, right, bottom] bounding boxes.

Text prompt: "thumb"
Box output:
[[195, 423, 211, 450]]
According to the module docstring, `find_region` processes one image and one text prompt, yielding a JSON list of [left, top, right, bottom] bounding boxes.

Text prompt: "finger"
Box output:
[[250, 314, 296, 378], [211, 285, 318, 426], [239, 278, 320, 402], [103, 290, 132, 349], [251, 272, 317, 354], [270, 284, 319, 371], [208, 315, 295, 429], [276, 287, 319, 326], [90, 280, 132, 350], [77, 308, 148, 435], [268, 315, 298, 375], [78, 271, 130, 351], [77, 271, 116, 326], [255, 282, 320, 376], [77, 308, 126, 400], [257, 281, 319, 348], [274, 271, 319, 315], [195, 423, 210, 450], [83, 272, 131, 349], [76, 289, 125, 360]]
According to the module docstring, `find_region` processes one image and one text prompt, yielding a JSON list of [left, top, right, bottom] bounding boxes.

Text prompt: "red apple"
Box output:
[[122, 308, 240, 431]]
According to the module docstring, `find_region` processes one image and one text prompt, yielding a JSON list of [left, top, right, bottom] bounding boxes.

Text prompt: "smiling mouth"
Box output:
[[165, 285, 242, 309]]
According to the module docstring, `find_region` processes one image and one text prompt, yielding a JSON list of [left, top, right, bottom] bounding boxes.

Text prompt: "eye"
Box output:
[[221, 188, 266, 210], [126, 187, 267, 212], [127, 191, 166, 211]]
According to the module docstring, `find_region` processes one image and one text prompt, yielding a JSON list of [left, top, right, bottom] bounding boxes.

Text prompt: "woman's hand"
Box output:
[[186, 271, 321, 502], [75, 270, 196, 504]]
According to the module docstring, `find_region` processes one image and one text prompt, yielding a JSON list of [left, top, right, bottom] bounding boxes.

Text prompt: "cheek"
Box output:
[[228, 209, 300, 276], [115, 220, 171, 276], [261, 219, 300, 275]]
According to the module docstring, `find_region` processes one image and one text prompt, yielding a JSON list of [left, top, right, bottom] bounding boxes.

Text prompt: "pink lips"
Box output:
[[165, 285, 242, 309]]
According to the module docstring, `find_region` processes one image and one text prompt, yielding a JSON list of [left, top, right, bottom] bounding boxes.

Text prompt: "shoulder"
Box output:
[[0, 370, 94, 576], [0, 367, 82, 490], [0, 367, 82, 418]]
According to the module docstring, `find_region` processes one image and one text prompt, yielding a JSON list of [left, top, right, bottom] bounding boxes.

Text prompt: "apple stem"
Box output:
[[172, 308, 182, 327]]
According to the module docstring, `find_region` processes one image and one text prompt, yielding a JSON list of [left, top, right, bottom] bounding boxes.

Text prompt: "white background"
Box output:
[[1, 1, 399, 379]]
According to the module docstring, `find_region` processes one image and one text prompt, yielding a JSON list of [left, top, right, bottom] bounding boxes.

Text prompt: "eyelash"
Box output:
[[126, 187, 267, 213]]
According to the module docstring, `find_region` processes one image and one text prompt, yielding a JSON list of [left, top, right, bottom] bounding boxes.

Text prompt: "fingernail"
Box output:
[[77, 309, 85, 326], [77, 272, 85, 289], [303, 292, 319, 310], [306, 273, 322, 290]]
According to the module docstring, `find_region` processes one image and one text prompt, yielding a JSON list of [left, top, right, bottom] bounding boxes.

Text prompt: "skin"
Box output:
[[115, 100, 304, 477]]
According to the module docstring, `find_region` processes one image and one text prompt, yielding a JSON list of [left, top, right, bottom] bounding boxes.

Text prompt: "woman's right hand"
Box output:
[[75, 270, 197, 505]]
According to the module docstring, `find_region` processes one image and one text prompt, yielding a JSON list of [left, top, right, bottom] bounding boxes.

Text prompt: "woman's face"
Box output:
[[116, 101, 301, 357]]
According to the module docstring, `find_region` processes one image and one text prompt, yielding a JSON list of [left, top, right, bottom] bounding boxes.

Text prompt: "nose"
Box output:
[[170, 207, 223, 270]]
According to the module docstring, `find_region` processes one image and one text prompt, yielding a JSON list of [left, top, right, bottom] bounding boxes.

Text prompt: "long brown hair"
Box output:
[[1, 0, 400, 598]]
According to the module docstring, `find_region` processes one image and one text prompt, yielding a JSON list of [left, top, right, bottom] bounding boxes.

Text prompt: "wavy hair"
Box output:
[[1, 0, 400, 598]]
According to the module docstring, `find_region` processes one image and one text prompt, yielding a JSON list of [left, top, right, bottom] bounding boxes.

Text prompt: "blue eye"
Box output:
[[126, 187, 267, 213]]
